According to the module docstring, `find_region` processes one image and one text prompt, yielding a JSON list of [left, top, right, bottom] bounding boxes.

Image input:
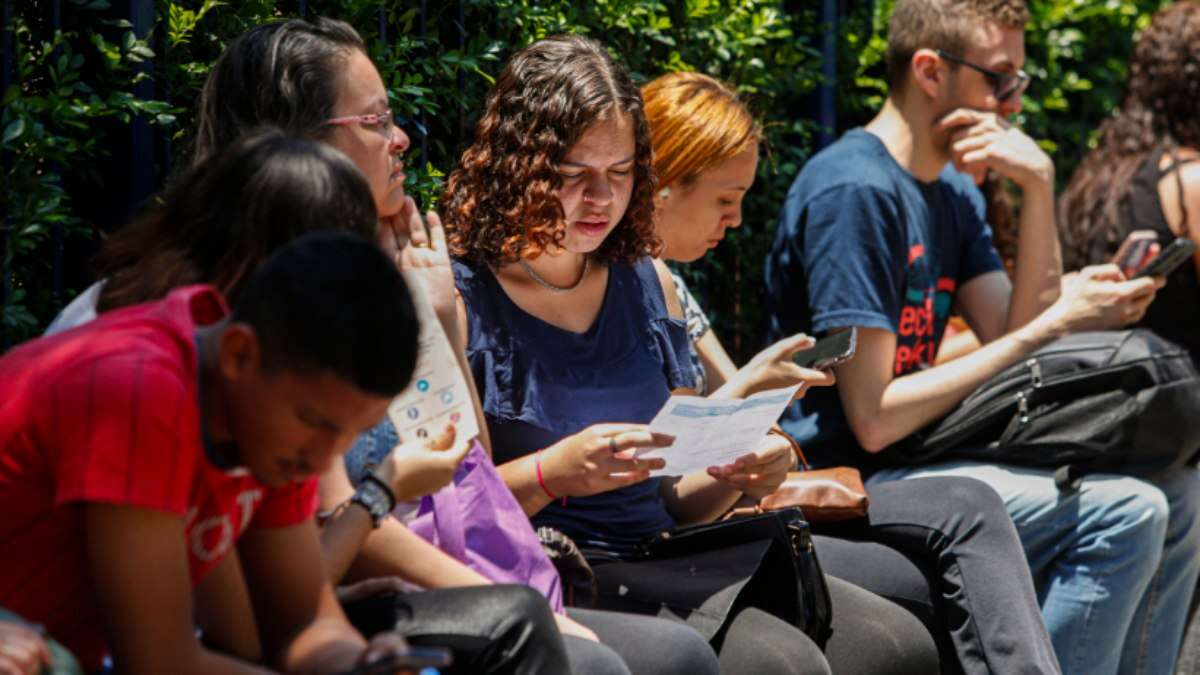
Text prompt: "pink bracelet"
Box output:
[[536, 450, 567, 506]]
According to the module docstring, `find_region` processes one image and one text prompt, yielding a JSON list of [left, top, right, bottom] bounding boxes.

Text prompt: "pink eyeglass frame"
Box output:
[[325, 110, 394, 132]]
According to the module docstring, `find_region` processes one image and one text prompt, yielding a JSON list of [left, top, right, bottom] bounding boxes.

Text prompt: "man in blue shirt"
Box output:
[[766, 1, 1200, 673]]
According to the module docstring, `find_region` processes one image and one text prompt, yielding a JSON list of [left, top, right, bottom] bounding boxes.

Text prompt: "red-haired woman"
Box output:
[[642, 70, 1059, 675], [445, 35, 940, 675]]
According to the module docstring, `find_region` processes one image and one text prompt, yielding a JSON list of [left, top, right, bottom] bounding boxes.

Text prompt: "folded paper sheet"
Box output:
[[386, 272, 480, 445], [635, 384, 801, 476]]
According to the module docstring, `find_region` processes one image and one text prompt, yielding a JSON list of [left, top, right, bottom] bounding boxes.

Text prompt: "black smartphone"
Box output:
[[337, 647, 454, 675], [1134, 237, 1197, 279], [791, 328, 858, 370]]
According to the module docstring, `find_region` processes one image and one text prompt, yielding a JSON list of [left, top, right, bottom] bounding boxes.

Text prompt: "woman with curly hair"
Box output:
[[444, 35, 942, 675], [1060, 0, 1200, 365]]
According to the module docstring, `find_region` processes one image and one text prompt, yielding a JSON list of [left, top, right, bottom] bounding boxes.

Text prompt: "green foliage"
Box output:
[[2, 0, 174, 343], [0, 0, 1176, 358]]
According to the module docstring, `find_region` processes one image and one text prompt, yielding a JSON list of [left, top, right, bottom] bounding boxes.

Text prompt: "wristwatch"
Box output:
[[350, 474, 396, 528]]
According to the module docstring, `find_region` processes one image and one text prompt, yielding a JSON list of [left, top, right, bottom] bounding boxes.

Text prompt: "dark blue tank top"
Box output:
[[454, 256, 697, 553]]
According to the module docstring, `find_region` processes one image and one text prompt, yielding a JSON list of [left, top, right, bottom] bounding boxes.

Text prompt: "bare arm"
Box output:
[[836, 325, 1048, 451], [194, 550, 263, 662], [84, 503, 276, 675], [385, 200, 492, 456], [940, 109, 1061, 338], [238, 520, 366, 673], [318, 458, 489, 588], [348, 520, 491, 588], [1003, 179, 1063, 334], [838, 266, 1162, 451], [316, 463, 375, 586], [694, 329, 737, 392]]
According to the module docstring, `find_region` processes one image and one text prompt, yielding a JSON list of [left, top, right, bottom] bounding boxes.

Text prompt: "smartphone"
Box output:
[[792, 328, 858, 370], [337, 647, 453, 675], [1134, 237, 1197, 279], [1111, 230, 1158, 277]]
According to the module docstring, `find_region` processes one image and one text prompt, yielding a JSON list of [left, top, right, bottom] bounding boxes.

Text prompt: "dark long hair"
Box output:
[[95, 130, 379, 312], [1060, 1, 1200, 269], [192, 17, 366, 164], [442, 35, 659, 266]]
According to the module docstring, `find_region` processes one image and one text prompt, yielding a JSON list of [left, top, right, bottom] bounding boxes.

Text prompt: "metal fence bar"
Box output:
[[1, 0, 12, 347], [50, 0, 64, 303], [816, 0, 838, 149], [457, 0, 466, 143], [417, 0, 428, 170]]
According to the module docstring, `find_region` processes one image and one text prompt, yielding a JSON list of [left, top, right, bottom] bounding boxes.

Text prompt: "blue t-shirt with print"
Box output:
[[764, 128, 1004, 473]]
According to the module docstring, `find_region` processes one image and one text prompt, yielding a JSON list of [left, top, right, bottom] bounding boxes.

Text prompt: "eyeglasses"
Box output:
[[325, 109, 427, 141], [935, 50, 1031, 102]]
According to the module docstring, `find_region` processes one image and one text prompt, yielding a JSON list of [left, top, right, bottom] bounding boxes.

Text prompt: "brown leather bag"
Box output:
[[729, 428, 870, 524], [759, 467, 869, 523]]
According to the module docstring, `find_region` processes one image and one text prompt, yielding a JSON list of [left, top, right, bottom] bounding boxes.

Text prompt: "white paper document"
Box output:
[[386, 273, 480, 445], [635, 384, 801, 476]]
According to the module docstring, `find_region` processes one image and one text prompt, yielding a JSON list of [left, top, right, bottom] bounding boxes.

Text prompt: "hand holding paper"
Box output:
[[634, 384, 801, 476]]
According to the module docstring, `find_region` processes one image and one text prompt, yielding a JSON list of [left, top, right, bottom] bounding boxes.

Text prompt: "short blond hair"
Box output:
[[885, 0, 1030, 89]]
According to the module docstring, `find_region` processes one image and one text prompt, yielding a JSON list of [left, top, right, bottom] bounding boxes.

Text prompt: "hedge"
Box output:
[[0, 0, 1171, 358]]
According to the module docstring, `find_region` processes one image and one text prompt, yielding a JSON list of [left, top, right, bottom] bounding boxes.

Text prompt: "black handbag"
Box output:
[[892, 329, 1200, 489], [638, 506, 835, 643]]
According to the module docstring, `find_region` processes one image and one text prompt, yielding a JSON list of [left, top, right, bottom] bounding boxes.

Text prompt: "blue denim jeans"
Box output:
[[872, 461, 1200, 675]]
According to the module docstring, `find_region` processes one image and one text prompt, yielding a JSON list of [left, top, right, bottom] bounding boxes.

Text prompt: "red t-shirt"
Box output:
[[0, 285, 318, 672]]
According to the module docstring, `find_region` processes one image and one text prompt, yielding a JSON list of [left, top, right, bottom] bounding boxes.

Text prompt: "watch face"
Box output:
[[356, 480, 392, 524]]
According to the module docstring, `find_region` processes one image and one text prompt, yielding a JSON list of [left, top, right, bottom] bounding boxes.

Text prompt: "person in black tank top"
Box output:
[[1060, 3, 1200, 366], [1078, 147, 1200, 364]]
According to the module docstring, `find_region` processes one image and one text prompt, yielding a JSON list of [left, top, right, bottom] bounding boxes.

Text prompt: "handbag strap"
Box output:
[[770, 425, 810, 470]]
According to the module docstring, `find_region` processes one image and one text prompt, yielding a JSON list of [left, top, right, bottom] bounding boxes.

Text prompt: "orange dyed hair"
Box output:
[[641, 72, 760, 190]]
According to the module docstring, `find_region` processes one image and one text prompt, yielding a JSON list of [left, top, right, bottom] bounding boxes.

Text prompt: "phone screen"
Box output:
[[792, 328, 858, 370]]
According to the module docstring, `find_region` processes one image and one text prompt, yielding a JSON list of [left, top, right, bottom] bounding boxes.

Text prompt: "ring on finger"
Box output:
[[608, 436, 618, 453], [410, 241, 428, 249]]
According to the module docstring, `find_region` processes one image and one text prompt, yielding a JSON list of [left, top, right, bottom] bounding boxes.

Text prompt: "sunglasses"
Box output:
[[935, 50, 1031, 102], [325, 109, 428, 141]]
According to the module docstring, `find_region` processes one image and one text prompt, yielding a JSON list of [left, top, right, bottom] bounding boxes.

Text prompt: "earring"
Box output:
[[658, 187, 671, 199]]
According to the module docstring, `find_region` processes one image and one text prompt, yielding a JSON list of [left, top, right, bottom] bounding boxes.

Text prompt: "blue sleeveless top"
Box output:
[[454, 256, 698, 553]]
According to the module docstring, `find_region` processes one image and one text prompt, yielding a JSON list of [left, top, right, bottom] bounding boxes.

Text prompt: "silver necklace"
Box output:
[[518, 256, 590, 293]]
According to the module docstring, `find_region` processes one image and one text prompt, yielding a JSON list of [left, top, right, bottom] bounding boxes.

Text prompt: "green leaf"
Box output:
[[2, 119, 25, 144]]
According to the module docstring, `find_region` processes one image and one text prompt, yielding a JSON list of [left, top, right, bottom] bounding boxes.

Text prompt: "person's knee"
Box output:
[[1084, 476, 1169, 543], [926, 475, 1007, 516], [489, 581, 554, 619], [649, 619, 719, 675], [1159, 466, 1200, 537], [483, 584, 558, 635], [823, 576, 940, 675], [563, 635, 633, 675], [720, 608, 832, 675]]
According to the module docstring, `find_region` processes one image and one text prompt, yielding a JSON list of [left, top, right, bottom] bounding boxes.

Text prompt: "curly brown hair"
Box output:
[[443, 35, 659, 266], [1060, 1, 1200, 269]]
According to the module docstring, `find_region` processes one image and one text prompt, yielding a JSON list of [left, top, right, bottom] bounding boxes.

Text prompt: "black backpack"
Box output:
[[891, 329, 1200, 489]]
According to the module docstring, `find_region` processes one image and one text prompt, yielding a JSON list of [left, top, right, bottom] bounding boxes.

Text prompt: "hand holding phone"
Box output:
[[791, 328, 858, 371], [1133, 237, 1197, 279]]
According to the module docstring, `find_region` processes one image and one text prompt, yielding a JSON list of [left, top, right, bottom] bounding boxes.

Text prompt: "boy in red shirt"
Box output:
[[0, 232, 420, 674]]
